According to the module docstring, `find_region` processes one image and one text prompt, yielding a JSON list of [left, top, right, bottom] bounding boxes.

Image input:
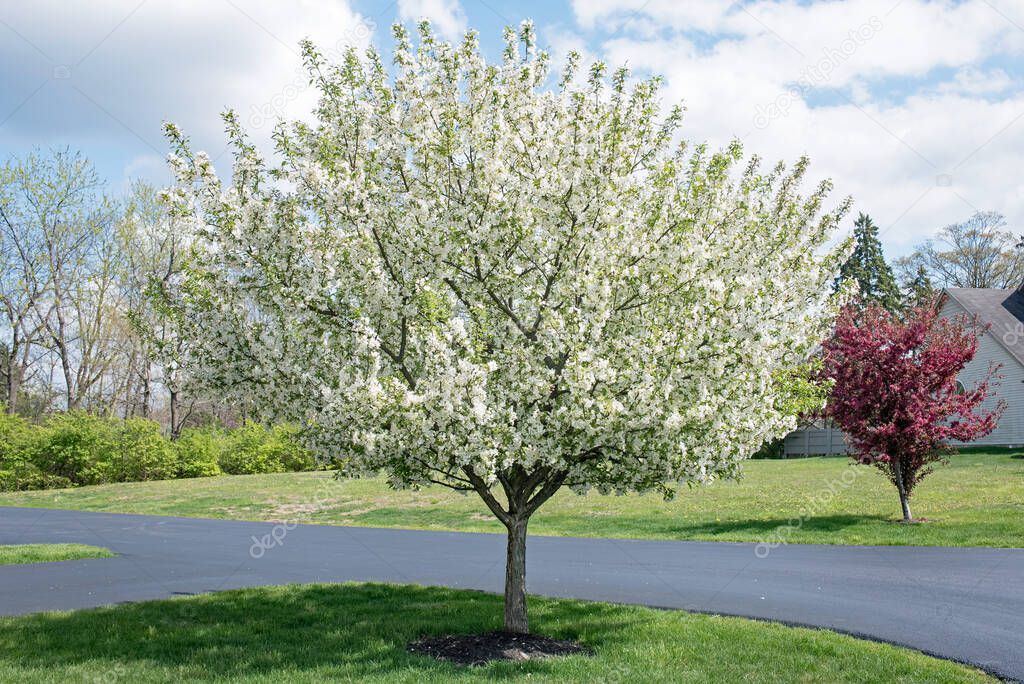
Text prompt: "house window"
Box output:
[[955, 380, 966, 395]]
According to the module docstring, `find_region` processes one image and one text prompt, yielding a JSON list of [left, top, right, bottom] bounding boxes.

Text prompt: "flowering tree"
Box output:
[[162, 22, 849, 633], [821, 303, 1002, 522]]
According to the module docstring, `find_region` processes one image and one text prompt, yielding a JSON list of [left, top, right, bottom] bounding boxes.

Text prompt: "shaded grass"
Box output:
[[1, 451, 1021, 547], [0, 543, 113, 565], [0, 583, 996, 682]]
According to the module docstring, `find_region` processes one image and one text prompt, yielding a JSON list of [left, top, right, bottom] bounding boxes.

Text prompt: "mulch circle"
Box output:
[[407, 631, 591, 666]]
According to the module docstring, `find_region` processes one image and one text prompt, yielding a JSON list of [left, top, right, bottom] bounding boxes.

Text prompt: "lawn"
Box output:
[[0, 543, 112, 565], [1, 450, 1021, 547], [0, 582, 995, 683]]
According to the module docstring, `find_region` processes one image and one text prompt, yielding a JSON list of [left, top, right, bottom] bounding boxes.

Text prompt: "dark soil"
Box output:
[[407, 631, 591, 666]]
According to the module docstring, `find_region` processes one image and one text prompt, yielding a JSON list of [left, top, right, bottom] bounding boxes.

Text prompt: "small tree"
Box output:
[[821, 303, 1002, 522], [163, 22, 850, 633]]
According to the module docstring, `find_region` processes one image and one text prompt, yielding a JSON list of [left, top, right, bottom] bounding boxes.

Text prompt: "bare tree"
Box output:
[[0, 156, 55, 412], [896, 212, 1023, 290], [1, 150, 234, 428], [118, 181, 191, 435], [12, 150, 120, 411]]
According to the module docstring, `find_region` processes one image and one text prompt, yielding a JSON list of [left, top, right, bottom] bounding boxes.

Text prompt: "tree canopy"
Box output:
[[162, 21, 850, 632], [896, 211, 1024, 290]]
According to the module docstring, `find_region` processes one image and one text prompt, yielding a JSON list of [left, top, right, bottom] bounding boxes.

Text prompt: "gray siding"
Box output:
[[783, 420, 849, 456], [940, 297, 1024, 446]]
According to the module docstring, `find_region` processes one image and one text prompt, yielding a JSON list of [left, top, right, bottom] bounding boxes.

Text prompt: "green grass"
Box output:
[[0, 582, 995, 683], [0, 543, 113, 565], [1, 450, 1021, 547]]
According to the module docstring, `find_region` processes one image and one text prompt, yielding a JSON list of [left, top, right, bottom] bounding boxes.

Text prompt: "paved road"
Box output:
[[1, 507, 1022, 681]]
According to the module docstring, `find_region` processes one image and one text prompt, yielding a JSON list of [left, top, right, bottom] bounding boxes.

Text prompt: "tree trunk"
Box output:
[[141, 366, 151, 419], [4, 369, 19, 414], [169, 388, 180, 440], [6, 344, 24, 414], [892, 458, 913, 522], [504, 517, 529, 634]]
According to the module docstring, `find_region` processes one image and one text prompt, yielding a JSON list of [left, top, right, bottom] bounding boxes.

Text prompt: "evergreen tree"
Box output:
[[836, 213, 902, 312], [906, 265, 936, 308]]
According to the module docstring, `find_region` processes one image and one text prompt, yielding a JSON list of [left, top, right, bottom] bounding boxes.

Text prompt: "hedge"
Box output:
[[0, 411, 316, 492]]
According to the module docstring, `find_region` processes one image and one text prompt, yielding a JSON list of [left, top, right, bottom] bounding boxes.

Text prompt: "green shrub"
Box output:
[[35, 412, 118, 486], [31, 413, 178, 486], [750, 437, 785, 459], [174, 428, 223, 478], [0, 465, 72, 492], [109, 418, 178, 482], [0, 411, 69, 491], [0, 411, 34, 463], [218, 423, 314, 475], [0, 409, 314, 489], [218, 424, 281, 474], [268, 424, 316, 472]]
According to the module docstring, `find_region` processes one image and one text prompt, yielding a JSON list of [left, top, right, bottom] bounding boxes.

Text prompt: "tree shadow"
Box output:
[[0, 583, 636, 680], [680, 514, 892, 537]]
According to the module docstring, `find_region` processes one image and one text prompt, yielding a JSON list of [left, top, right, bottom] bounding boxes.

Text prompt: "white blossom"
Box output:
[[162, 20, 850, 513]]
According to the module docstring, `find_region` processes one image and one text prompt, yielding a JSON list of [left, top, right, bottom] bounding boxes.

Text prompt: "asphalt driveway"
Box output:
[[1, 506, 1021, 681]]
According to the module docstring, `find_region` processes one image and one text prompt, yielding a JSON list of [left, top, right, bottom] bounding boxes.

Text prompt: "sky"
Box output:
[[2, 0, 1023, 258]]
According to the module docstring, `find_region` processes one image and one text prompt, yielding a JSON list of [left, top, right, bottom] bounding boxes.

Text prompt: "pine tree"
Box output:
[[906, 265, 935, 308], [836, 213, 903, 312]]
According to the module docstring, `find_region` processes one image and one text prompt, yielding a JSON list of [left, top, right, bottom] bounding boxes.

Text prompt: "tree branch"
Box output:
[[462, 466, 512, 526]]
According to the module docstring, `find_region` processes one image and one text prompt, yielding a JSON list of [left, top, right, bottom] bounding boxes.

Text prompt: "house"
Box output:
[[782, 287, 1024, 456]]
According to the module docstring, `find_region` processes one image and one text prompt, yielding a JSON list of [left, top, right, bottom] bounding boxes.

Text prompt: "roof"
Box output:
[[943, 288, 1024, 367]]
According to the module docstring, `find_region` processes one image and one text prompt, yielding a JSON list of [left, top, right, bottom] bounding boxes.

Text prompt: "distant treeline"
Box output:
[[0, 149, 242, 432]]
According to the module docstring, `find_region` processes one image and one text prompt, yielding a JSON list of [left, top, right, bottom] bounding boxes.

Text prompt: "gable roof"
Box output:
[[943, 288, 1024, 367]]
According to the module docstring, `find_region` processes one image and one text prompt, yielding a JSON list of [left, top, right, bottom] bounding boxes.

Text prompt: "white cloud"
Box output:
[[941, 67, 1016, 96], [397, 0, 468, 41], [569, 0, 1024, 255], [0, 0, 376, 163], [3, 0, 1021, 257], [572, 0, 736, 33]]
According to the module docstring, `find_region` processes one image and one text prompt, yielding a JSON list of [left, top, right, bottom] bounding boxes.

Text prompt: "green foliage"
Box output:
[[750, 438, 785, 459], [218, 424, 314, 475], [836, 213, 902, 312], [0, 411, 313, 491], [0, 411, 69, 491], [270, 424, 317, 472], [35, 412, 119, 486], [218, 424, 281, 475], [109, 418, 179, 482], [773, 360, 830, 418], [173, 428, 223, 478], [0, 410, 35, 464], [906, 265, 936, 308], [29, 413, 177, 486], [748, 363, 830, 460]]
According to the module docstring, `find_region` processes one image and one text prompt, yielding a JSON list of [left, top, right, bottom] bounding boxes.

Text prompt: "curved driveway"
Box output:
[[1, 506, 1022, 681]]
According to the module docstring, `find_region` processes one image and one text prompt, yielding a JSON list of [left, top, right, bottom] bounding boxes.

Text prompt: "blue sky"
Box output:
[[2, 0, 1023, 258]]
